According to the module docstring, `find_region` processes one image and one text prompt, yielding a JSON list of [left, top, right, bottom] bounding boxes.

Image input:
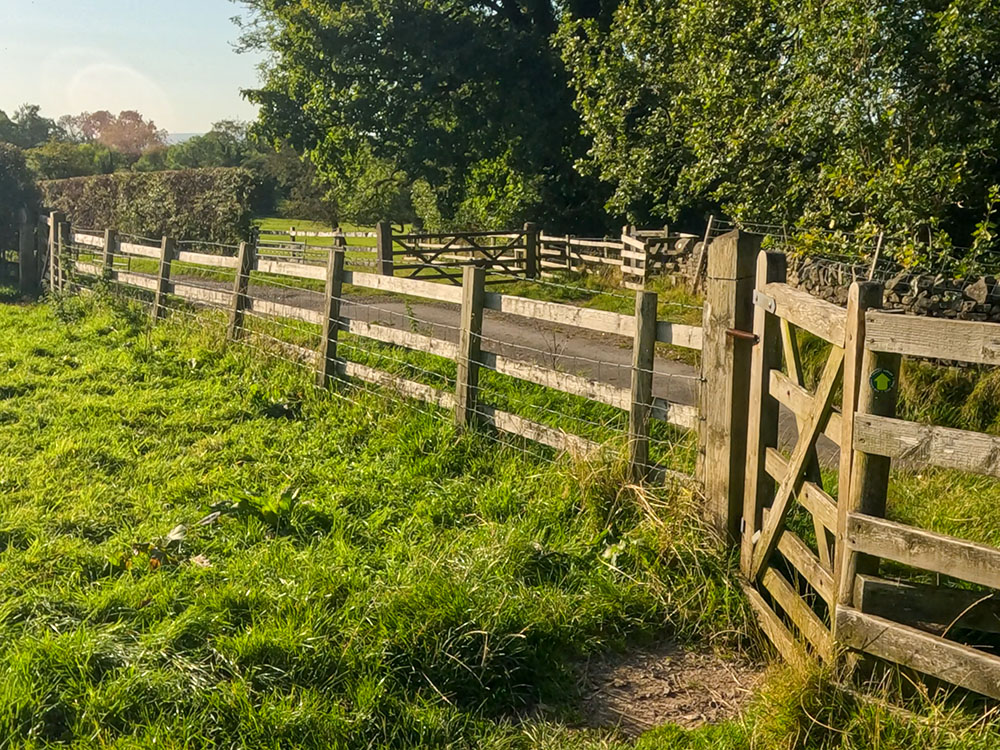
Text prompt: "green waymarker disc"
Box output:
[[870, 369, 895, 393]]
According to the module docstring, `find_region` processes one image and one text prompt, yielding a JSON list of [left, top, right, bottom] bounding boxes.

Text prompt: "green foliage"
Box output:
[[25, 140, 130, 180], [240, 0, 610, 230], [0, 104, 60, 149], [561, 0, 1000, 265], [0, 143, 39, 249], [39, 168, 256, 244]]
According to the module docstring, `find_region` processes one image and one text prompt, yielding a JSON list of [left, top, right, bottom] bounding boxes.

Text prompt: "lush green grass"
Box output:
[[2, 290, 999, 748], [0, 289, 741, 748]]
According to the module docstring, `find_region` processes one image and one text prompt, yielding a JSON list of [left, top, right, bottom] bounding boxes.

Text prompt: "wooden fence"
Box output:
[[13, 209, 1000, 701]]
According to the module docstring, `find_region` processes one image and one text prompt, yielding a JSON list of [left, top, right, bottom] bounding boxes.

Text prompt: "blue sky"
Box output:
[[0, 0, 264, 134]]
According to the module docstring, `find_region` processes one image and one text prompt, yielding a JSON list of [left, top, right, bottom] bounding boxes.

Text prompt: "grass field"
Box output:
[[2, 289, 999, 749]]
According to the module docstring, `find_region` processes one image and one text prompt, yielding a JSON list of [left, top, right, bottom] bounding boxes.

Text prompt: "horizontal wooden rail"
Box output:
[[256, 259, 327, 281], [846, 512, 1000, 590], [854, 574, 1000, 636], [866, 311, 1000, 365], [837, 606, 1000, 700], [120, 241, 161, 259], [170, 282, 231, 307], [763, 282, 846, 347], [175, 251, 239, 269], [854, 413, 1000, 477], [71, 232, 104, 248]]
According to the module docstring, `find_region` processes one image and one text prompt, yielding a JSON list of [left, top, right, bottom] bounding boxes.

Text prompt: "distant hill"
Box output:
[[165, 132, 202, 145]]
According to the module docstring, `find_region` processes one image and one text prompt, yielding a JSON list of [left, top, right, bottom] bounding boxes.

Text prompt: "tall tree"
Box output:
[[238, 0, 612, 230], [61, 110, 166, 156]]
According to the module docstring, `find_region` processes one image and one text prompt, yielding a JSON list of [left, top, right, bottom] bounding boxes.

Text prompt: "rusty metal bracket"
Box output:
[[726, 328, 759, 344]]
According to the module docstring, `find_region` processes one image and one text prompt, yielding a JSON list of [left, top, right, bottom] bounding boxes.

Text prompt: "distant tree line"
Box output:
[[239, 0, 1000, 267]]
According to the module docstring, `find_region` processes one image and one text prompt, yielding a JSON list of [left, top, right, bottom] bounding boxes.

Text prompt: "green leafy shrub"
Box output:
[[39, 167, 255, 244], [0, 143, 40, 250]]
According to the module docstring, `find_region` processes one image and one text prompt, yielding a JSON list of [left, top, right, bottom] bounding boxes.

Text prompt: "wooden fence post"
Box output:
[[835, 282, 895, 615], [317, 248, 347, 387], [17, 208, 38, 296], [46, 211, 63, 291], [691, 215, 715, 293], [377, 221, 394, 276], [629, 290, 658, 482], [227, 240, 256, 340], [698, 229, 761, 541], [523, 221, 539, 279], [152, 235, 175, 320], [455, 265, 486, 429], [57, 220, 71, 293], [740, 250, 787, 576], [102, 228, 118, 280]]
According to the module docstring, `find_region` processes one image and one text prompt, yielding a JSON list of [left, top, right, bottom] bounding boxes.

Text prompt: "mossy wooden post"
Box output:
[[376, 221, 394, 276], [17, 208, 38, 296], [317, 248, 346, 387], [455, 265, 486, 429], [740, 250, 787, 576], [836, 287, 897, 616], [523, 221, 539, 278], [152, 235, 175, 320], [57, 220, 71, 293], [227, 240, 255, 340], [698, 230, 761, 541], [101, 228, 118, 280], [629, 290, 658, 482], [46, 211, 63, 291]]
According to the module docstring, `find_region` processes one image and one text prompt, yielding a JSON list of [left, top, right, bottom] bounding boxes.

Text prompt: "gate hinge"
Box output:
[[752, 289, 776, 314], [726, 328, 758, 344]]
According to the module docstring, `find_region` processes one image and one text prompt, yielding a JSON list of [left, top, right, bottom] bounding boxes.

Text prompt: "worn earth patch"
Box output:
[[574, 642, 763, 737]]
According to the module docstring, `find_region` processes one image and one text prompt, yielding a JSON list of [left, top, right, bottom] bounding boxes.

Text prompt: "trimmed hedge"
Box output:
[[40, 168, 255, 245], [0, 143, 40, 250]]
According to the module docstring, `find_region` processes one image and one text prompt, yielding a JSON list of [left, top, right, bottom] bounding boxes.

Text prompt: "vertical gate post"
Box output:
[[317, 248, 347, 387], [102, 228, 118, 280], [523, 221, 539, 279], [376, 221, 394, 276], [835, 283, 896, 614], [57, 220, 72, 293], [17, 208, 38, 296], [47, 211, 64, 291], [228, 240, 256, 341], [740, 250, 787, 575], [152, 235, 175, 320], [698, 229, 761, 541], [455, 265, 486, 429], [629, 290, 658, 482]]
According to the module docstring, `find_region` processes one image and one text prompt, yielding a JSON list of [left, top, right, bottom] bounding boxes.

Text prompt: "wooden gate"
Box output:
[[740, 251, 882, 665]]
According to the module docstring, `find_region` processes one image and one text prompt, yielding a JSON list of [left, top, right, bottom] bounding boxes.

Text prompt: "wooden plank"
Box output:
[[629, 291, 657, 481], [655, 321, 703, 350], [855, 575, 1000, 635], [854, 414, 1000, 478], [846, 512, 1000, 591], [455, 267, 486, 428], [837, 606, 1000, 699], [345, 270, 464, 304], [171, 282, 232, 307], [751, 346, 844, 578], [347, 320, 458, 360], [483, 292, 634, 337], [768, 369, 843, 445], [741, 251, 787, 576], [764, 448, 838, 532], [650, 398, 699, 431], [71, 232, 104, 248], [764, 282, 847, 347], [119, 241, 161, 259], [866, 311, 1000, 365], [480, 352, 630, 410], [74, 261, 102, 277], [248, 298, 324, 325], [742, 583, 810, 668], [256, 258, 327, 281], [476, 404, 598, 456], [175, 250, 240, 269], [621, 234, 646, 252], [342, 361, 455, 410], [113, 270, 158, 291], [761, 566, 834, 660], [778, 530, 835, 606], [228, 241, 255, 341]]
